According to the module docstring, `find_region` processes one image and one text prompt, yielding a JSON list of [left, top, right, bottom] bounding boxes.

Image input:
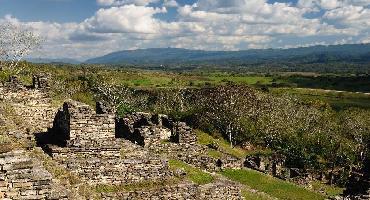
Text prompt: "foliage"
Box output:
[[196, 84, 257, 146], [221, 169, 326, 200], [311, 181, 344, 198], [196, 130, 250, 159], [95, 179, 180, 193], [0, 22, 41, 73], [6, 62, 369, 187], [168, 159, 214, 185]]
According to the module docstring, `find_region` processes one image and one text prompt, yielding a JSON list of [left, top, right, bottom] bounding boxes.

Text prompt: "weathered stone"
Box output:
[[49, 100, 116, 146]]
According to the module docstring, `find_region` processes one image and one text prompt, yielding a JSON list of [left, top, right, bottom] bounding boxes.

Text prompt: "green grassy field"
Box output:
[[241, 189, 275, 200], [168, 159, 214, 185], [196, 130, 250, 159], [221, 169, 326, 200], [271, 88, 370, 110], [7, 64, 369, 111]]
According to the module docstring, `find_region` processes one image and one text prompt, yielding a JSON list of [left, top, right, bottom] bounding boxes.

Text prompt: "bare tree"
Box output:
[[93, 80, 132, 112], [198, 84, 257, 147], [0, 22, 41, 72]]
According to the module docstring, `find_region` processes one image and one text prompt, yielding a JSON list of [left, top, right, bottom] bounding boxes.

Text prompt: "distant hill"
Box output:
[[27, 58, 81, 64], [85, 44, 370, 66]]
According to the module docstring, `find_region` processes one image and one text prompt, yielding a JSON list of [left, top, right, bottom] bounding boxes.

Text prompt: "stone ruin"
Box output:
[[115, 112, 197, 147], [0, 150, 69, 199], [41, 100, 173, 185], [32, 74, 50, 90], [244, 153, 288, 179], [0, 75, 56, 135], [0, 76, 245, 199], [50, 101, 116, 146], [36, 100, 243, 198]]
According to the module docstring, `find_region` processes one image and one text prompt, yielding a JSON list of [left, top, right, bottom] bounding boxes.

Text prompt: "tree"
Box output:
[[198, 84, 257, 147], [0, 22, 41, 72]]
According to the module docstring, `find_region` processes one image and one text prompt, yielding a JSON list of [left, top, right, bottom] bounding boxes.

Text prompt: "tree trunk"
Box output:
[[228, 123, 232, 148]]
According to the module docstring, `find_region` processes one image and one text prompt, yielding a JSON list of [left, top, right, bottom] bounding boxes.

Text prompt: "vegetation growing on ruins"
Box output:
[[196, 130, 252, 159], [221, 169, 326, 200], [169, 159, 214, 185], [1, 62, 370, 198]]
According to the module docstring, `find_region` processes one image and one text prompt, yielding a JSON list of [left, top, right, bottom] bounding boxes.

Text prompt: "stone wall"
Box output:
[[101, 181, 243, 200], [0, 150, 68, 200], [1, 76, 244, 199], [244, 153, 288, 179], [116, 112, 197, 147], [0, 76, 56, 134], [172, 122, 197, 145], [46, 139, 174, 185], [32, 74, 50, 90], [52, 100, 116, 146]]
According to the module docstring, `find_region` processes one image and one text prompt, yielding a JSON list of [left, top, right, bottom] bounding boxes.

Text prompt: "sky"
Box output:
[[0, 0, 370, 61]]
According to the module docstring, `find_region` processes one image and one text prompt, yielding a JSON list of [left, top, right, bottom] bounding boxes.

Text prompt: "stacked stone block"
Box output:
[[172, 122, 197, 144], [100, 181, 243, 200], [244, 153, 287, 178], [0, 75, 56, 134], [32, 74, 50, 90], [47, 103, 175, 186], [47, 139, 173, 185], [52, 100, 116, 145], [0, 150, 67, 200], [116, 112, 197, 147]]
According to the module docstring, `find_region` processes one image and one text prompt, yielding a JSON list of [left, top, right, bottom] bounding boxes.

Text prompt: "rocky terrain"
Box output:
[[1, 74, 367, 199]]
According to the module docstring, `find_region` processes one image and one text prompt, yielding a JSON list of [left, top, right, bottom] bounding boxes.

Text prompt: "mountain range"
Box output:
[[84, 44, 370, 66]]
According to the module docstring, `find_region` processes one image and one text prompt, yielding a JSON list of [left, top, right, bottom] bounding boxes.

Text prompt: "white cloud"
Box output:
[[83, 5, 166, 34], [97, 0, 159, 6], [1, 0, 369, 60], [324, 5, 370, 28], [297, 0, 370, 10], [163, 0, 178, 7]]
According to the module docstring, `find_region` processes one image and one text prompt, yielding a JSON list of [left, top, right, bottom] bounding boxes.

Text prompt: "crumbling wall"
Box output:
[[100, 181, 243, 200], [51, 100, 116, 145], [244, 153, 288, 178], [47, 139, 173, 185], [116, 113, 197, 147], [116, 113, 173, 146], [32, 74, 50, 90], [0, 150, 68, 200], [172, 122, 197, 144], [0, 75, 56, 133]]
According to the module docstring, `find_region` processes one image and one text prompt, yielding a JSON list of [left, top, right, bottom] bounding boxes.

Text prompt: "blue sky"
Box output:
[[0, 0, 369, 60]]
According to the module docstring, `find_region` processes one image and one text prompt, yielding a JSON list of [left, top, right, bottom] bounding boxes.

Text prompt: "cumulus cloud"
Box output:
[[163, 0, 178, 7], [324, 5, 370, 28], [96, 0, 159, 6], [83, 5, 166, 34], [297, 0, 370, 10], [1, 0, 369, 60]]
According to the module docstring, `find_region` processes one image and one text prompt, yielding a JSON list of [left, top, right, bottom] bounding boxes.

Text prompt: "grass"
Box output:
[[95, 179, 180, 193], [207, 149, 223, 159], [271, 87, 370, 110], [196, 130, 251, 159], [94, 69, 274, 88], [221, 169, 326, 200], [168, 159, 214, 185], [208, 75, 273, 85], [311, 181, 344, 198], [241, 188, 274, 200]]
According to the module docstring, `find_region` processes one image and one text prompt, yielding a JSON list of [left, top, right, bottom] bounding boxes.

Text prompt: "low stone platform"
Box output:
[[100, 180, 243, 200], [46, 139, 174, 185], [0, 150, 68, 200]]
